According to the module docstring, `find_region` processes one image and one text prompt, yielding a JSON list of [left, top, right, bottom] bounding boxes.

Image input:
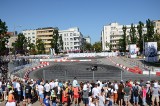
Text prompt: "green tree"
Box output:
[[58, 35, 63, 52], [106, 42, 112, 51], [153, 33, 160, 51], [12, 33, 27, 55], [51, 29, 59, 54], [146, 19, 155, 42], [129, 23, 137, 44], [137, 21, 144, 53], [92, 42, 102, 52], [84, 42, 92, 52], [0, 19, 9, 56], [36, 39, 45, 54], [122, 26, 127, 52], [118, 39, 124, 52]]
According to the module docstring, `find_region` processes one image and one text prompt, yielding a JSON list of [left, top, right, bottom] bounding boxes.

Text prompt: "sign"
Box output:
[[145, 42, 158, 62], [129, 44, 137, 58]]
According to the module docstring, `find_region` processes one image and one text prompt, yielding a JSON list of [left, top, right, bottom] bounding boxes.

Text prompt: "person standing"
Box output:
[[72, 84, 80, 106], [44, 80, 51, 97], [16, 80, 21, 104], [82, 83, 89, 106], [123, 82, 131, 106], [25, 82, 32, 106], [132, 82, 140, 106], [72, 77, 78, 88], [140, 86, 147, 106], [38, 82, 44, 105], [151, 83, 160, 106]]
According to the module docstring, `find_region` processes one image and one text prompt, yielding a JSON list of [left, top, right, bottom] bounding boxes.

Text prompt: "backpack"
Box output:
[[107, 89, 112, 97], [133, 86, 139, 97]]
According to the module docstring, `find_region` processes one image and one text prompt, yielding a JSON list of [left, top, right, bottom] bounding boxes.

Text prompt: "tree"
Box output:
[[146, 19, 155, 42], [0, 19, 9, 56], [12, 33, 27, 55], [92, 42, 102, 52], [58, 35, 63, 52], [51, 29, 59, 54], [122, 26, 127, 52], [36, 39, 45, 54], [83, 42, 92, 52], [153, 33, 160, 51], [129, 23, 137, 44], [106, 42, 112, 51], [118, 39, 124, 52], [137, 21, 144, 53]]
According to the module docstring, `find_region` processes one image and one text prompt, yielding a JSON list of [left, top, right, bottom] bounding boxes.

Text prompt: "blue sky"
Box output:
[[1, 0, 160, 43]]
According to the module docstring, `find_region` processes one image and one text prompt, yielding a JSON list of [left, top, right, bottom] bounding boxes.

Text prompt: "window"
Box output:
[[24, 33, 26, 35], [32, 36, 35, 38], [33, 40, 35, 42], [70, 38, 73, 40], [70, 33, 72, 36], [28, 33, 30, 35], [32, 32, 35, 34]]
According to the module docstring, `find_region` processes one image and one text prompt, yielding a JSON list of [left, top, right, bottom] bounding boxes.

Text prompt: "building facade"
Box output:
[[22, 30, 36, 44], [59, 27, 83, 52], [36, 27, 58, 53], [101, 22, 147, 51], [84, 36, 91, 44], [153, 20, 160, 34]]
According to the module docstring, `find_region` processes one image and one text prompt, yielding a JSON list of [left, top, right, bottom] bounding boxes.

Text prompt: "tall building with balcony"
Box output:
[[153, 20, 160, 34], [101, 22, 147, 51], [36, 27, 58, 53], [22, 30, 36, 44], [59, 27, 83, 52]]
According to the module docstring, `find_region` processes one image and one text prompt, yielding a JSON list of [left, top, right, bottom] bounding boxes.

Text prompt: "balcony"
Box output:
[[37, 32, 53, 35], [37, 37, 53, 39]]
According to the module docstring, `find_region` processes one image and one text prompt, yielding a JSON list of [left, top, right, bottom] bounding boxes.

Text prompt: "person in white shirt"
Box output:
[[38, 82, 44, 105], [49, 80, 55, 89], [44, 80, 51, 96], [73, 77, 78, 87], [92, 83, 100, 98], [16, 80, 21, 103], [55, 79, 58, 87]]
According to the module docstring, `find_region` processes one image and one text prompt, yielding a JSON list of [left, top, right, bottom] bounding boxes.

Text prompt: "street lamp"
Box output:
[[143, 34, 145, 67]]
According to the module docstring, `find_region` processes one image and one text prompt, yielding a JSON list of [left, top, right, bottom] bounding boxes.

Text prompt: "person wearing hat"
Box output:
[[6, 90, 16, 106], [38, 82, 44, 105], [151, 82, 160, 106], [72, 84, 80, 106], [82, 83, 89, 106]]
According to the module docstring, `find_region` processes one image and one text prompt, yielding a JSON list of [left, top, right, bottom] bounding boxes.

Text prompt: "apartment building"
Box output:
[[84, 36, 91, 44], [36, 27, 58, 53], [101, 22, 147, 51], [153, 20, 160, 34], [59, 27, 83, 52], [22, 30, 36, 44]]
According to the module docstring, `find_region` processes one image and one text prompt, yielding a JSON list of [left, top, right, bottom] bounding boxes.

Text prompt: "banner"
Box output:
[[145, 42, 158, 62], [129, 44, 137, 58]]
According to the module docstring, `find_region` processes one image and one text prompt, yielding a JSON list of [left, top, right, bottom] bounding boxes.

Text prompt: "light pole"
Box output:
[[143, 34, 145, 68]]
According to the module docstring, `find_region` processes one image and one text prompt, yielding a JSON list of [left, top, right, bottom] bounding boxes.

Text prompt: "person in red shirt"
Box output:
[[72, 84, 80, 106]]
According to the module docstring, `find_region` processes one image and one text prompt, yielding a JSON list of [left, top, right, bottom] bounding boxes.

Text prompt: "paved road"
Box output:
[[29, 57, 160, 82]]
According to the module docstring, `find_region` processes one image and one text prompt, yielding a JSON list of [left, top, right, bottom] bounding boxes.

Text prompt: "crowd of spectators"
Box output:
[[0, 77, 160, 106]]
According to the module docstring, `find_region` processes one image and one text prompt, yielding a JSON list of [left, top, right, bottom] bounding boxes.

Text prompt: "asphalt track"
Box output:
[[29, 57, 160, 82]]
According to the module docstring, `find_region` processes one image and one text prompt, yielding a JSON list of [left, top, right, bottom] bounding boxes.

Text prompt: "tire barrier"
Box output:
[[24, 62, 50, 79]]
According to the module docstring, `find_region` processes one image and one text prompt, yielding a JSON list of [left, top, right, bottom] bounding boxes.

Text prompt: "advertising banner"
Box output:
[[129, 44, 137, 58], [145, 42, 158, 62]]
